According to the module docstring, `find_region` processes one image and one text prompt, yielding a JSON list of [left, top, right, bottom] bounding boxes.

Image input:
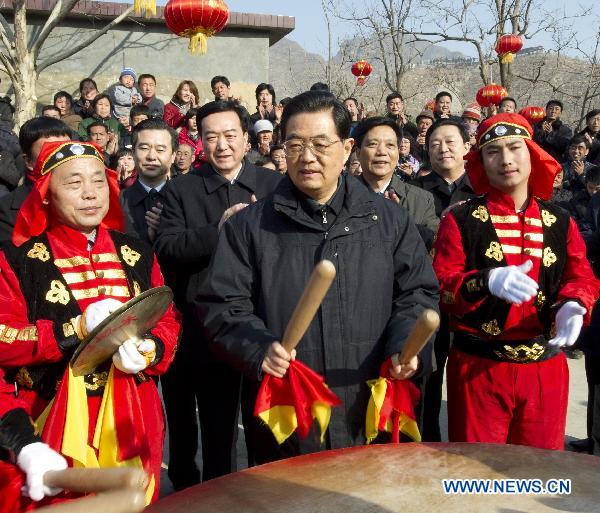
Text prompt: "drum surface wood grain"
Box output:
[[148, 443, 600, 512]]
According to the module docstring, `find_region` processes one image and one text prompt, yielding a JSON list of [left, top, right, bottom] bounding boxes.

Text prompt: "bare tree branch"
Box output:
[[0, 50, 15, 77], [31, 0, 79, 59], [37, 6, 135, 73], [0, 25, 15, 58], [0, 11, 15, 43]]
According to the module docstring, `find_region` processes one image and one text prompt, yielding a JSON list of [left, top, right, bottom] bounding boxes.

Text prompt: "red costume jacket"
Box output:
[[0, 225, 180, 504], [433, 190, 599, 343]]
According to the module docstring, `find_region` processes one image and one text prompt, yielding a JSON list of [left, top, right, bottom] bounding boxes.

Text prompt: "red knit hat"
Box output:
[[12, 141, 124, 246], [461, 102, 481, 122], [464, 113, 561, 201]]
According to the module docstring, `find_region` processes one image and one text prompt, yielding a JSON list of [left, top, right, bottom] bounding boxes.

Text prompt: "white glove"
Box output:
[[83, 298, 123, 335], [487, 260, 538, 304], [17, 442, 67, 502], [112, 338, 154, 374], [548, 301, 587, 348]]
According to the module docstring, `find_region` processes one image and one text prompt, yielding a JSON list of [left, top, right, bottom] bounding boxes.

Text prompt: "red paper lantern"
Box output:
[[495, 34, 523, 64], [476, 84, 508, 107], [164, 0, 229, 55], [424, 99, 436, 111], [351, 60, 372, 86], [519, 106, 546, 125]]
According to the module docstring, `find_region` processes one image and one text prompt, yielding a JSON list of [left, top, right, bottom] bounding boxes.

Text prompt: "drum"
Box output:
[[147, 443, 600, 513]]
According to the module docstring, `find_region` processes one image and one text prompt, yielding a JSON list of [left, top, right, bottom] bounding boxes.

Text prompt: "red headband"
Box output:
[[13, 140, 124, 247], [465, 113, 561, 201]]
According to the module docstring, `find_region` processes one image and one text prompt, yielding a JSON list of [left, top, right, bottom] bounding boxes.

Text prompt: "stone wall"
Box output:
[[0, 9, 288, 113]]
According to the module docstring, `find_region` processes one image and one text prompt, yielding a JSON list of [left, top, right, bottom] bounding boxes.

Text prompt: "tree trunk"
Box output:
[[13, 53, 37, 127], [499, 61, 513, 91]]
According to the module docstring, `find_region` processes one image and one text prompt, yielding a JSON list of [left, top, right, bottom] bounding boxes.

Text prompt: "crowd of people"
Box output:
[[0, 64, 599, 509]]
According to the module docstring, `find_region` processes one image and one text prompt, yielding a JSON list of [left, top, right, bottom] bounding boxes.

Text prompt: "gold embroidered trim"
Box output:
[[63, 320, 76, 338], [541, 210, 557, 227], [100, 269, 127, 280], [15, 367, 33, 388], [466, 279, 481, 292], [535, 291, 546, 308], [525, 217, 543, 227], [71, 288, 99, 300], [84, 371, 109, 391], [103, 286, 130, 297], [72, 285, 130, 300], [472, 205, 489, 222], [92, 253, 120, 263], [17, 326, 38, 342], [494, 343, 545, 362], [490, 214, 519, 224], [62, 271, 96, 284], [495, 229, 521, 238], [27, 243, 50, 262], [524, 248, 543, 258], [482, 319, 501, 336], [501, 244, 522, 254], [524, 232, 544, 242], [45, 280, 70, 305], [133, 281, 142, 297], [0, 324, 18, 344], [0, 325, 38, 344], [485, 241, 503, 262], [120, 246, 141, 267], [543, 247, 557, 268], [54, 256, 91, 268]]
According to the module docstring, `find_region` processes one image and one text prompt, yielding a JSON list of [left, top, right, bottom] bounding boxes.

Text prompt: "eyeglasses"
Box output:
[[283, 138, 342, 158]]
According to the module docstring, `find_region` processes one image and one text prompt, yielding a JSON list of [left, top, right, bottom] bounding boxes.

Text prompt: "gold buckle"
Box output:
[[493, 343, 545, 362]]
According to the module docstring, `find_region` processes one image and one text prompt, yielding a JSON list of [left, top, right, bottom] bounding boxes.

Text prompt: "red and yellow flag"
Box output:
[[38, 366, 155, 504], [254, 360, 341, 445], [365, 360, 421, 443]]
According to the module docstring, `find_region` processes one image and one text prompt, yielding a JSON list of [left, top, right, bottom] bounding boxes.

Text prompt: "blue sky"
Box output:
[[225, 0, 596, 58]]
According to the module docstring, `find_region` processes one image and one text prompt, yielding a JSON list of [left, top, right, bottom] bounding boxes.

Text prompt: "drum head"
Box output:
[[147, 443, 600, 513]]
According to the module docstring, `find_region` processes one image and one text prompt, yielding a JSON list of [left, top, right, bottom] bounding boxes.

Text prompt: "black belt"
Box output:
[[453, 333, 560, 363]]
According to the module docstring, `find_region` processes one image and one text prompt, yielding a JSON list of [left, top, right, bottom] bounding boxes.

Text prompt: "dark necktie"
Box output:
[[144, 188, 159, 212]]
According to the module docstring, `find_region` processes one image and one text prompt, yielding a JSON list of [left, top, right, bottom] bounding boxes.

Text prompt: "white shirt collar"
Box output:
[[373, 177, 393, 194], [213, 162, 244, 184], [138, 178, 167, 193]]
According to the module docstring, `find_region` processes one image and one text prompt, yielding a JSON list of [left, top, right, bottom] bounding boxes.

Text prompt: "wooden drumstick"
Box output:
[[281, 260, 337, 353], [394, 309, 440, 366], [44, 467, 148, 493], [36, 489, 146, 513]]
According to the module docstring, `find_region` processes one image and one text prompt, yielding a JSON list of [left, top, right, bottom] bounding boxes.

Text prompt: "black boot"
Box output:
[[569, 438, 593, 453]]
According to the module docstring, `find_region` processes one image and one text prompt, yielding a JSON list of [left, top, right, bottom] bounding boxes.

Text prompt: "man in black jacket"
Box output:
[[154, 101, 281, 488], [0, 117, 71, 248], [411, 118, 476, 441], [120, 118, 176, 244], [385, 92, 417, 138], [412, 118, 475, 217], [578, 188, 600, 453], [533, 100, 573, 161], [195, 92, 439, 464], [353, 116, 439, 250]]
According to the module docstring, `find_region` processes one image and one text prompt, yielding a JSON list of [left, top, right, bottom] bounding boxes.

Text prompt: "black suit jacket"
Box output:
[[411, 171, 476, 218], [155, 160, 282, 311], [120, 179, 169, 244], [0, 181, 32, 249]]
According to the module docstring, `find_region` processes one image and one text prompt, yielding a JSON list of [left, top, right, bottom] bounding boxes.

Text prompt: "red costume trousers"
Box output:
[[447, 347, 568, 450]]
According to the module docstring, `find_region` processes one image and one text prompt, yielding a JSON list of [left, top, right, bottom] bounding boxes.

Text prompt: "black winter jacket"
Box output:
[[155, 160, 281, 312], [195, 173, 439, 450], [533, 118, 573, 161]]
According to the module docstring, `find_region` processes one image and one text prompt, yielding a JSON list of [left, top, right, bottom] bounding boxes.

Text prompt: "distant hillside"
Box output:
[[269, 38, 327, 97], [269, 37, 594, 129], [269, 36, 468, 98]]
